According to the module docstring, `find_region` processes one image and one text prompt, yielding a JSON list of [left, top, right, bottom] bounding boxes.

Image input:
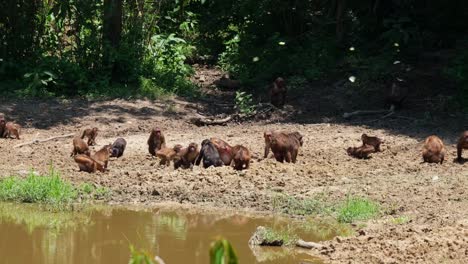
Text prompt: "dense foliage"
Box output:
[[0, 0, 467, 103]]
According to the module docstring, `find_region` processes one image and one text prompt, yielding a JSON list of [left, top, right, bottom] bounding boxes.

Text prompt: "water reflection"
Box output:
[[0, 203, 328, 264]]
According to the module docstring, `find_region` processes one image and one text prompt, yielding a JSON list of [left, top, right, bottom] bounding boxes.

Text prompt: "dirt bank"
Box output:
[[0, 96, 467, 263]]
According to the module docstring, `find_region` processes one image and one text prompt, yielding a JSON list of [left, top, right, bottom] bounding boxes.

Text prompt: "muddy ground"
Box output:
[[1, 68, 468, 263]]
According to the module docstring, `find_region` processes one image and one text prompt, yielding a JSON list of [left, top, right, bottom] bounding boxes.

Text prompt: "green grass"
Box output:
[[0, 168, 77, 209], [337, 196, 380, 223], [262, 226, 298, 246], [271, 193, 331, 216]]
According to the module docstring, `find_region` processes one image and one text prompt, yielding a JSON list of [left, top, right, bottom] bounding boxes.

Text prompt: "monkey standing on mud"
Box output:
[[264, 131, 303, 163], [82, 127, 98, 146], [231, 145, 251, 170], [422, 135, 445, 164], [173, 143, 199, 169], [92, 144, 112, 169], [71, 137, 90, 156], [147, 127, 166, 156], [456, 131, 468, 162], [269, 77, 287, 108], [195, 139, 224, 168], [157, 144, 183, 166]]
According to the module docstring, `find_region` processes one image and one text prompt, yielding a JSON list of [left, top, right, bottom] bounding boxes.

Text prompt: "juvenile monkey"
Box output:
[[361, 134, 383, 152], [3, 122, 21, 139], [92, 144, 112, 169], [264, 131, 303, 163], [231, 145, 251, 170], [156, 144, 183, 166], [174, 143, 199, 169], [269, 77, 287, 108], [422, 135, 445, 164], [210, 137, 233, 166], [347, 145, 376, 159], [74, 154, 106, 173], [81, 127, 98, 146], [195, 139, 224, 168], [457, 131, 468, 162], [71, 137, 90, 156], [147, 127, 166, 156]]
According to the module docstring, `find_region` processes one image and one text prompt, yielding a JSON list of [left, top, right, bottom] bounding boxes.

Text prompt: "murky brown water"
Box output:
[[0, 203, 332, 264]]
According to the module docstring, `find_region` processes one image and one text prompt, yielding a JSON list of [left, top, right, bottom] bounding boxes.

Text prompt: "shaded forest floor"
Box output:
[[0, 65, 467, 263]]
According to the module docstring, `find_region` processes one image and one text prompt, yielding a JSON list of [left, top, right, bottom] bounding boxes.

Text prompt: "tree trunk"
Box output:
[[335, 0, 347, 44], [103, 0, 123, 81]]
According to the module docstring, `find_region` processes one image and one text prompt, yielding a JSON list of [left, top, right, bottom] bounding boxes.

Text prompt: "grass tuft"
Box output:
[[337, 196, 380, 223], [263, 226, 299, 246], [0, 167, 77, 209]]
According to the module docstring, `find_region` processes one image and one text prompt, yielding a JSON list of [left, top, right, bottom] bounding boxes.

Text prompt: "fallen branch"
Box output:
[[14, 133, 75, 148], [295, 239, 324, 249], [343, 105, 395, 119], [189, 114, 233, 126]]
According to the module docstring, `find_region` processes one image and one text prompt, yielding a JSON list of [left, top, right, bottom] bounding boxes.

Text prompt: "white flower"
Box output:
[[393, 60, 401, 64], [348, 76, 356, 83], [252, 57, 260, 62], [278, 41, 286, 46], [394, 42, 399, 47], [349, 47, 355, 51]]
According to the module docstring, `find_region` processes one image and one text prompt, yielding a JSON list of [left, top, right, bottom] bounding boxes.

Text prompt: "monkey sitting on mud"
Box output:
[[156, 144, 183, 166], [92, 144, 112, 169], [269, 77, 287, 108], [3, 122, 21, 139], [347, 145, 376, 159], [264, 131, 303, 163], [231, 145, 251, 170], [110, 138, 127, 158], [81, 127, 98, 146], [457, 131, 468, 162], [71, 137, 90, 156], [361, 134, 384, 152], [195, 139, 224, 168], [74, 154, 106, 173], [422, 135, 445, 164], [147, 127, 166, 156], [173, 143, 199, 169]]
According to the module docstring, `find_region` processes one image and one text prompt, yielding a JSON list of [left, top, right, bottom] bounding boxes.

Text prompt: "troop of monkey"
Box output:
[[1, 112, 467, 173]]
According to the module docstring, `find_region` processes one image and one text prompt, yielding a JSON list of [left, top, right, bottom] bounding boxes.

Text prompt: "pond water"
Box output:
[[0, 203, 333, 264]]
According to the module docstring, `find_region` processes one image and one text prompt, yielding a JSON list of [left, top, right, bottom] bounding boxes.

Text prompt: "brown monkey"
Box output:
[[156, 144, 183, 166], [422, 135, 445, 164], [3, 122, 21, 139], [361, 134, 383, 152], [92, 144, 112, 169], [231, 145, 251, 170], [174, 143, 199, 169], [81, 127, 98, 146], [147, 127, 166, 156], [264, 131, 303, 163], [269, 77, 287, 108], [74, 154, 106, 173], [456, 131, 468, 162], [347, 145, 376, 159], [210, 138, 233, 165], [71, 137, 90, 157]]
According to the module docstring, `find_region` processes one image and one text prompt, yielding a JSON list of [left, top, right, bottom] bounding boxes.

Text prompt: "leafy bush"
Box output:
[[234, 91, 255, 114], [210, 238, 238, 264]]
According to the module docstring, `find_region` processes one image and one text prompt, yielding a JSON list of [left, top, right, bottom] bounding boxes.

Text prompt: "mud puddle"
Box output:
[[0, 203, 332, 263]]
